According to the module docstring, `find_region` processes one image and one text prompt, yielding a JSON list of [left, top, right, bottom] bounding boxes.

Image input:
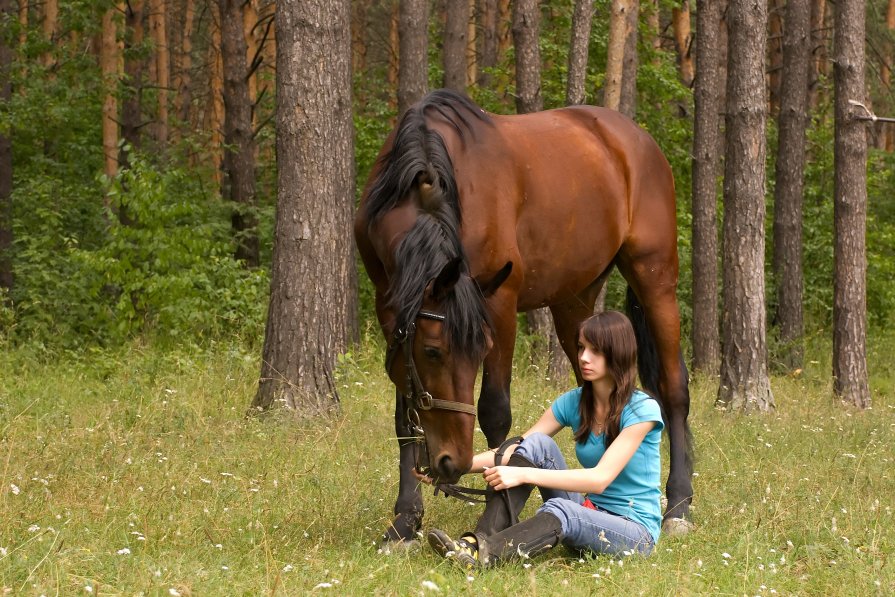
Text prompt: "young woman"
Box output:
[[426, 310, 664, 569]]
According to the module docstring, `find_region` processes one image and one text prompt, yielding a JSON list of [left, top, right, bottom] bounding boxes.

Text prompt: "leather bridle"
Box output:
[[384, 309, 477, 479]]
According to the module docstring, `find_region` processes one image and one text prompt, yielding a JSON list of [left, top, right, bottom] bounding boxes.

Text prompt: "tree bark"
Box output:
[[41, 0, 57, 69], [175, 0, 195, 125], [17, 0, 26, 47], [808, 0, 826, 109], [497, 0, 512, 58], [672, 0, 694, 86], [219, 0, 259, 267], [512, 0, 542, 113], [478, 0, 498, 87], [767, 0, 783, 115], [253, 0, 356, 415], [120, 0, 145, 170], [398, 0, 429, 118], [690, 0, 726, 374], [604, 0, 630, 111], [208, 10, 224, 187], [467, 0, 477, 85], [566, 0, 595, 105], [101, 7, 120, 181], [619, 0, 638, 117], [388, 1, 399, 112], [0, 0, 13, 294], [717, 0, 774, 412], [149, 0, 169, 147], [832, 0, 870, 408], [444, 0, 470, 90], [772, 0, 810, 370], [883, 0, 895, 151]]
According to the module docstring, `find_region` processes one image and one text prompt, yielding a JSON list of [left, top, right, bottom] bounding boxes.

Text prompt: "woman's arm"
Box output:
[[466, 407, 564, 473], [483, 420, 656, 493]]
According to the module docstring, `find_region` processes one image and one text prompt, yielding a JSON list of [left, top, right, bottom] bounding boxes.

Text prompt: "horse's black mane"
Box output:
[[365, 90, 494, 361]]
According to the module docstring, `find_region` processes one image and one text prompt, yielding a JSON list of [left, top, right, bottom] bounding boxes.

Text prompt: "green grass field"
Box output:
[[1, 331, 893, 596]]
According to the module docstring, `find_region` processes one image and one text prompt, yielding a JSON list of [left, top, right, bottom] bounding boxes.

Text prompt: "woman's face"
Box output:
[[577, 330, 608, 383]]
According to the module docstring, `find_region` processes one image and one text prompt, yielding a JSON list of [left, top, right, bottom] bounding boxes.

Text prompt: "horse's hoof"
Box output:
[[377, 538, 421, 555], [662, 517, 695, 537]]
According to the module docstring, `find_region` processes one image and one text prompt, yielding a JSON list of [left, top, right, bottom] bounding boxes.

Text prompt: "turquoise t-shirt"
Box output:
[[550, 388, 664, 543]]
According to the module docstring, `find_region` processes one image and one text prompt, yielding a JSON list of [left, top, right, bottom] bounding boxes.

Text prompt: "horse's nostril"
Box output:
[[437, 454, 459, 482]]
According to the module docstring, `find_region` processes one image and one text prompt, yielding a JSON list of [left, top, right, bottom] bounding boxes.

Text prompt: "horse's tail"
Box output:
[[626, 286, 660, 398], [625, 286, 690, 398]]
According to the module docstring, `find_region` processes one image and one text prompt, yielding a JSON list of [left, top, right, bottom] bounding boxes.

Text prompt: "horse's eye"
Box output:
[[423, 346, 442, 360]]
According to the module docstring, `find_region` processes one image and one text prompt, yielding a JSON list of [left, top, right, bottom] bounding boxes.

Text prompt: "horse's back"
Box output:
[[454, 106, 676, 307]]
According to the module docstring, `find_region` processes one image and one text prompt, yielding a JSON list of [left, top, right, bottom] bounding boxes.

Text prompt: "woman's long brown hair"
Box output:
[[574, 311, 638, 447]]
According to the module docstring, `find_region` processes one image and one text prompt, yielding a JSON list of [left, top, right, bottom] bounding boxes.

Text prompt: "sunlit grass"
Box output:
[[1, 332, 893, 595]]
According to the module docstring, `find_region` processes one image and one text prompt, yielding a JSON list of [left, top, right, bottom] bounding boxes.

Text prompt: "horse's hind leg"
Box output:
[[549, 272, 613, 382], [617, 257, 694, 532], [381, 389, 424, 549]]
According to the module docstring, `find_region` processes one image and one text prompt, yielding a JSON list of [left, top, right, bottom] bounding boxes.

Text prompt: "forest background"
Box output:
[[1, 0, 895, 594]]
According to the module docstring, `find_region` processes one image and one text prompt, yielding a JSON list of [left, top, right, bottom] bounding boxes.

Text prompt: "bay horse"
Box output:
[[354, 90, 693, 547]]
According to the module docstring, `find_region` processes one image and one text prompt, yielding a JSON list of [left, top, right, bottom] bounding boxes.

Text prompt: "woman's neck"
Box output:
[[591, 379, 614, 406]]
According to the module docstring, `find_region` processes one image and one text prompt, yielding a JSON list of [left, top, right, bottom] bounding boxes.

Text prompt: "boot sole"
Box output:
[[427, 529, 458, 559]]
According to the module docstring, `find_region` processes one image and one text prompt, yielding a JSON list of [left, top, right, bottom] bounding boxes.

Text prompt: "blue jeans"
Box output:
[[513, 432, 655, 556]]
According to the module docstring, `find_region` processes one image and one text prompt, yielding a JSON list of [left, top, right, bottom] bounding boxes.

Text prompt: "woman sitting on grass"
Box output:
[[426, 310, 665, 569]]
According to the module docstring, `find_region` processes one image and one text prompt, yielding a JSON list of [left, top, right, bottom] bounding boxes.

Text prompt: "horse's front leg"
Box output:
[[478, 306, 517, 448], [381, 389, 424, 550]]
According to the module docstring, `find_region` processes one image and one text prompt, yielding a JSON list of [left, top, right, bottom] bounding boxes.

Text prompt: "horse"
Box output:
[[354, 89, 693, 548]]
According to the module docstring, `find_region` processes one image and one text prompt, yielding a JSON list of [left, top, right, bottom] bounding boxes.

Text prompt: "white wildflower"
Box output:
[[117, 548, 131, 555], [10, 484, 20, 495], [313, 582, 333, 589], [282, 564, 294, 573], [28, 525, 40, 533], [168, 589, 181, 597], [722, 552, 731, 559], [421, 580, 440, 592]]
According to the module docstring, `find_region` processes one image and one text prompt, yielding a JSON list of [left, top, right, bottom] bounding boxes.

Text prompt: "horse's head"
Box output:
[[385, 257, 512, 484]]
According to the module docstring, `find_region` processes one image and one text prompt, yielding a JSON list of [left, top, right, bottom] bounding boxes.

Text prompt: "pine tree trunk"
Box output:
[[219, 0, 259, 267], [772, 0, 810, 370], [243, 0, 260, 111], [41, 0, 57, 68], [566, 0, 594, 106], [208, 12, 224, 187], [175, 0, 194, 125], [17, 0, 27, 47], [120, 0, 145, 168], [619, 0, 638, 117], [444, 0, 470, 90], [604, 0, 628, 111], [767, 0, 783, 115], [832, 0, 870, 408], [467, 0, 477, 85], [690, 0, 725, 374], [884, 0, 895, 151], [672, 0, 694, 86], [253, 0, 357, 415], [149, 0, 169, 147], [0, 0, 12, 294], [398, 0, 429, 117], [388, 1, 399, 112], [512, 0, 542, 113], [478, 0, 498, 87], [101, 7, 120, 181], [352, 0, 369, 80], [808, 0, 826, 109], [718, 0, 774, 412], [497, 0, 512, 60]]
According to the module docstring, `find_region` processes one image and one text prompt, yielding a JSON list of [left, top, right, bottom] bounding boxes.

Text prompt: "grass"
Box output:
[[0, 332, 893, 596]]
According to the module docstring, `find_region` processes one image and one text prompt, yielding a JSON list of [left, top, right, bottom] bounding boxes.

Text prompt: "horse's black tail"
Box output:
[[626, 286, 660, 398]]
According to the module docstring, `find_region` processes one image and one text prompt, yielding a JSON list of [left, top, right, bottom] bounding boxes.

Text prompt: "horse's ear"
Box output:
[[475, 261, 513, 298], [431, 256, 464, 301]]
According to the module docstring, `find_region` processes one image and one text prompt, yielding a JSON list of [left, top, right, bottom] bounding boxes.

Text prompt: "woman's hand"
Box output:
[[412, 468, 435, 486], [482, 465, 529, 491]]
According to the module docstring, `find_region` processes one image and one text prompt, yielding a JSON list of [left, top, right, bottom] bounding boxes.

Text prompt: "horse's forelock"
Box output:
[[388, 217, 491, 363]]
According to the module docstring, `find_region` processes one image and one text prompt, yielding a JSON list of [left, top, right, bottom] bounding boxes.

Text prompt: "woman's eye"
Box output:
[[424, 347, 442, 360]]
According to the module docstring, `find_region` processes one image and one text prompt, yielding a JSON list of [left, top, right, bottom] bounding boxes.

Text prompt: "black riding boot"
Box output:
[[470, 512, 564, 568], [473, 452, 538, 536]]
